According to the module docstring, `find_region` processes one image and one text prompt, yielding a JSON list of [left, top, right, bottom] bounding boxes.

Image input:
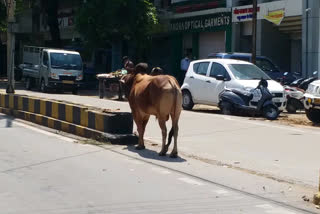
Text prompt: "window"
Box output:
[[43, 52, 48, 66], [210, 63, 229, 79], [256, 59, 277, 72], [50, 53, 82, 70], [193, 62, 209, 76], [228, 64, 271, 80]]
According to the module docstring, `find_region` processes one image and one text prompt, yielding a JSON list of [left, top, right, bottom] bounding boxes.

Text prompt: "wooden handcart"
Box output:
[[97, 74, 123, 101]]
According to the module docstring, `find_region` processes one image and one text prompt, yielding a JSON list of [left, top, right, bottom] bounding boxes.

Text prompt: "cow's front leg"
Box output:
[[158, 119, 168, 156], [135, 116, 149, 150], [135, 122, 145, 150]]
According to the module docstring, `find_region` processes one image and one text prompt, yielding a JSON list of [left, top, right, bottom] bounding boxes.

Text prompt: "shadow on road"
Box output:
[[0, 114, 14, 128], [192, 109, 221, 114], [127, 145, 187, 163]]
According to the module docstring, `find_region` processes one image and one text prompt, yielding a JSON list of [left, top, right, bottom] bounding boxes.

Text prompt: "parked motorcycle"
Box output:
[[283, 71, 318, 113], [289, 77, 306, 87], [284, 85, 305, 113], [298, 71, 318, 91], [219, 79, 279, 120], [280, 71, 301, 85]]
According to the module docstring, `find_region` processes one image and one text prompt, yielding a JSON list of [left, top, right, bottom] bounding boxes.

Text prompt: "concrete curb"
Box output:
[[0, 93, 138, 145]]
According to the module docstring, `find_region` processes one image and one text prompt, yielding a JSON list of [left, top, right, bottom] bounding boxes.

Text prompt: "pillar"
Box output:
[[302, 0, 320, 77]]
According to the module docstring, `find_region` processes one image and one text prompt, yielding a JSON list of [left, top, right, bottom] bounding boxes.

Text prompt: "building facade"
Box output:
[[150, 0, 232, 77], [153, 0, 303, 78], [231, 0, 302, 75], [1, 0, 318, 79]]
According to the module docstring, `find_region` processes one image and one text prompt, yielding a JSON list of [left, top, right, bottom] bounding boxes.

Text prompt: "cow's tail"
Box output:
[[167, 79, 180, 147]]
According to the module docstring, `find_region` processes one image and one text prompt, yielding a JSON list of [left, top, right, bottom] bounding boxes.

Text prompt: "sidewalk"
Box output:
[[1, 85, 320, 190]]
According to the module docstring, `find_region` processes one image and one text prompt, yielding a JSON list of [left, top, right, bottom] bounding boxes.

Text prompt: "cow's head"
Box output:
[[120, 63, 149, 98], [150, 67, 164, 76], [120, 74, 134, 98], [134, 63, 148, 74]]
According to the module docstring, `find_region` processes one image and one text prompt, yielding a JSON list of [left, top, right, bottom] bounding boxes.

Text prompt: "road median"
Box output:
[[0, 93, 138, 145]]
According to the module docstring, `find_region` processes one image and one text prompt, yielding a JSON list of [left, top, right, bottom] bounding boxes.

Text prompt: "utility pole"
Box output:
[[252, 0, 257, 65], [5, 0, 16, 94]]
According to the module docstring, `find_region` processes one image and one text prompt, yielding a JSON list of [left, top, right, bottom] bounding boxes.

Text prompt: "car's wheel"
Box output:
[[219, 101, 233, 115], [286, 99, 297, 114], [40, 79, 47, 93], [305, 109, 320, 123], [25, 77, 32, 90], [182, 90, 194, 110], [263, 105, 279, 120]]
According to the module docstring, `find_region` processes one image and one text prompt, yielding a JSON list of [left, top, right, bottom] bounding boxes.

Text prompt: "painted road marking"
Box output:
[[178, 177, 204, 186], [256, 204, 274, 209], [255, 204, 296, 214], [151, 167, 171, 174], [123, 158, 143, 165], [14, 121, 75, 143], [213, 189, 229, 195]]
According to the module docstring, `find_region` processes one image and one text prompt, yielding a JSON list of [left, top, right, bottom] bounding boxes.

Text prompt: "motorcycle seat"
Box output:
[[231, 89, 254, 101]]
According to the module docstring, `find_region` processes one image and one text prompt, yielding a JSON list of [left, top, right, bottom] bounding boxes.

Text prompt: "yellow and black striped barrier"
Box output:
[[0, 93, 137, 145]]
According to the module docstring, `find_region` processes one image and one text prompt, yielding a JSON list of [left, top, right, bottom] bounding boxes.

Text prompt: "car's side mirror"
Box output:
[[216, 75, 225, 81]]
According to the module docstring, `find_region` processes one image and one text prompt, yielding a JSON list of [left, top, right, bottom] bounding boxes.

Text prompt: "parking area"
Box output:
[[193, 104, 319, 129]]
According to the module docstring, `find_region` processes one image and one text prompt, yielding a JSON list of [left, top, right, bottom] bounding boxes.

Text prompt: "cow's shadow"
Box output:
[[127, 145, 187, 163]]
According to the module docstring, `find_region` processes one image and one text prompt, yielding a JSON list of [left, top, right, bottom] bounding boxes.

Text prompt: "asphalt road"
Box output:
[[3, 88, 320, 190], [0, 114, 318, 214]]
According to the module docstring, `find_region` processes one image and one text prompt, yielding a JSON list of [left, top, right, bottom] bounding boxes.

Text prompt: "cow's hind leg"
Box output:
[[136, 115, 150, 150], [169, 120, 179, 158], [158, 119, 168, 156]]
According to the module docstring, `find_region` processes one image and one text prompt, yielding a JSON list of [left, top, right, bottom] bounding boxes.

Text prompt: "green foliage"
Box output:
[[0, 1, 7, 32], [0, 0, 24, 33], [75, 0, 158, 50], [15, 0, 26, 15]]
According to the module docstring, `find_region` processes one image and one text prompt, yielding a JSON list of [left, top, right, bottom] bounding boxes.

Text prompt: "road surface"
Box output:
[[0, 114, 318, 213], [2, 88, 320, 190]]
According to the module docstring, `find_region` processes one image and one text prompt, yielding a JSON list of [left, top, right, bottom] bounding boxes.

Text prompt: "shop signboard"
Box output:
[[264, 9, 285, 25], [170, 12, 231, 33], [232, 0, 301, 23]]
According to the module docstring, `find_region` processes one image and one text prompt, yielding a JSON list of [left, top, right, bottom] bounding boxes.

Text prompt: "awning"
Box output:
[[276, 16, 302, 39]]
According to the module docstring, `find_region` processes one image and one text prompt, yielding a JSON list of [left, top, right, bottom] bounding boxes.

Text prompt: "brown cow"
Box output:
[[150, 67, 164, 76], [121, 63, 182, 158]]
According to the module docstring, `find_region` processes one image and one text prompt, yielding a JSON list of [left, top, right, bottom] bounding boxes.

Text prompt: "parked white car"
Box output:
[[181, 59, 286, 111], [304, 80, 320, 123]]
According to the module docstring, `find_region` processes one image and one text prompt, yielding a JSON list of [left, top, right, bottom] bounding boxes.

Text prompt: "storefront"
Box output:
[[169, 10, 232, 76], [231, 0, 302, 74]]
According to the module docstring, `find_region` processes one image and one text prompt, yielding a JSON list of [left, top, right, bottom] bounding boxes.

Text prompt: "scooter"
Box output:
[[219, 79, 279, 120]]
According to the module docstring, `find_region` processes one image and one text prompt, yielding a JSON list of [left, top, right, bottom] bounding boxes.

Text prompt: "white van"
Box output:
[[181, 59, 286, 111], [22, 46, 83, 94]]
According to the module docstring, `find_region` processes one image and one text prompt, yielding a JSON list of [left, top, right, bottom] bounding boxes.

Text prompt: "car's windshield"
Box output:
[[228, 64, 271, 80], [50, 53, 82, 70], [256, 58, 277, 72]]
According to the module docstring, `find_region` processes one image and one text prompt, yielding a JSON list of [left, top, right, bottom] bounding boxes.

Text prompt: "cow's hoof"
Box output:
[[158, 151, 167, 156], [169, 152, 178, 158], [135, 145, 145, 150]]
